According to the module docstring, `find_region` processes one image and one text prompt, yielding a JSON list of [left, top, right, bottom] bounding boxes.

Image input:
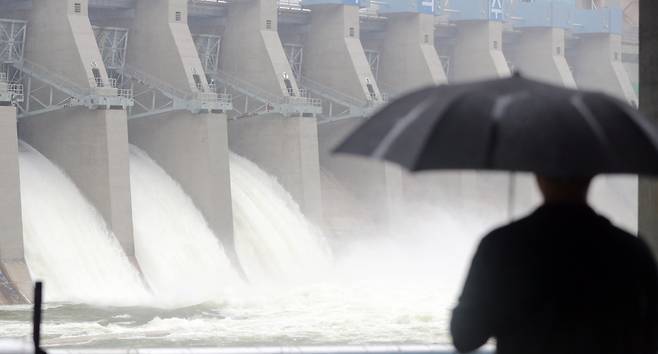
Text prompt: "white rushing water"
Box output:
[[18, 142, 150, 305], [6, 148, 492, 347], [229, 153, 333, 285], [129, 146, 241, 307]]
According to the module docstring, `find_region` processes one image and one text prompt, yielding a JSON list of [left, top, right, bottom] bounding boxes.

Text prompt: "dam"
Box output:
[[0, 0, 648, 347]]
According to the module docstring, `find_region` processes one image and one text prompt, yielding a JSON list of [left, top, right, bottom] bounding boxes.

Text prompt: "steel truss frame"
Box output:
[[211, 69, 321, 118], [121, 65, 233, 119], [283, 43, 304, 81], [10, 59, 133, 118], [92, 27, 230, 119], [194, 34, 221, 75], [364, 49, 380, 81], [93, 26, 129, 71], [0, 19, 25, 106], [0, 19, 26, 64]]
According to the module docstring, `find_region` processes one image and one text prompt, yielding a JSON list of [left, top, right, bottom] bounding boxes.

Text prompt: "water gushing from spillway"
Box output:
[[6, 148, 494, 346], [129, 146, 242, 307], [18, 142, 150, 305], [229, 153, 333, 285]]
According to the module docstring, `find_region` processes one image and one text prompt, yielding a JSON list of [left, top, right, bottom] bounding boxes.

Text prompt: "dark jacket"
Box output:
[[451, 203, 658, 354]]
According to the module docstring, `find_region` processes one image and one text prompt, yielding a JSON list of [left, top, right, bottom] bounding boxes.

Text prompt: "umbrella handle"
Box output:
[[507, 173, 516, 220], [33, 282, 44, 354]]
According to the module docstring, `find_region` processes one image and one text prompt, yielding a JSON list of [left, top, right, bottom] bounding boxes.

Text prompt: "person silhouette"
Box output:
[[451, 175, 658, 354]]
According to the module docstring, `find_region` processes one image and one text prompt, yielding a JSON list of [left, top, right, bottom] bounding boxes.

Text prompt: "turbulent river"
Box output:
[[0, 145, 637, 349]]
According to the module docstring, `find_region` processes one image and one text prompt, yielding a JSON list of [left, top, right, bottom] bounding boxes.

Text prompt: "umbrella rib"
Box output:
[[615, 100, 658, 155], [371, 95, 440, 159], [485, 92, 530, 168]]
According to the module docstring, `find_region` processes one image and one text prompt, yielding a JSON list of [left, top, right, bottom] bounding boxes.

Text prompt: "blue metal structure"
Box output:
[[445, 0, 505, 22], [504, 0, 622, 34], [301, 0, 371, 8], [511, 0, 573, 28], [571, 6, 623, 34], [378, 0, 435, 14], [436, 0, 621, 35]]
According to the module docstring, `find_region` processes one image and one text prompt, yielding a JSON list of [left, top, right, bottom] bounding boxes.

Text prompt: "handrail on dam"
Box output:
[[0, 72, 23, 105], [39, 345, 493, 354], [121, 65, 233, 118], [212, 69, 322, 116]]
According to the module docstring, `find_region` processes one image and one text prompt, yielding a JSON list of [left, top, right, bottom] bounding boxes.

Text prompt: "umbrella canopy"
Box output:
[[334, 74, 658, 177]]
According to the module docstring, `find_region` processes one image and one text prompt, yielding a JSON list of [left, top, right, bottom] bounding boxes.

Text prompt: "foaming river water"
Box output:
[[0, 282, 451, 348]]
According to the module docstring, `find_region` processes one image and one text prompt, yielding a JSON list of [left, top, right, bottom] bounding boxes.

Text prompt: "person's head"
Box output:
[[535, 175, 593, 204]]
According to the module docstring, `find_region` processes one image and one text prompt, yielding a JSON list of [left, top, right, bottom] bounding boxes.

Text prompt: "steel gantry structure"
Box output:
[[0, 0, 639, 119]]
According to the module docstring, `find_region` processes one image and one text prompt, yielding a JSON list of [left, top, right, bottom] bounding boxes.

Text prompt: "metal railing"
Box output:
[[8, 82, 24, 103], [44, 345, 494, 354], [48, 345, 472, 354], [2, 343, 496, 354], [285, 87, 322, 107]]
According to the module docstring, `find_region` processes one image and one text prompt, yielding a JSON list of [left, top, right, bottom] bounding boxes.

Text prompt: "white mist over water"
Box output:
[[129, 146, 241, 307], [18, 142, 150, 305], [229, 153, 333, 285]]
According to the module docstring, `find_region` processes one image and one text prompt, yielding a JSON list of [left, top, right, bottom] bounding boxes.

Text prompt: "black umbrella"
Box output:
[[334, 74, 658, 177]]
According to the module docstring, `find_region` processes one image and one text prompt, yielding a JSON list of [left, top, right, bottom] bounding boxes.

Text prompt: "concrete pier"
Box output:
[[18, 108, 135, 257], [318, 118, 402, 228], [221, 0, 301, 96], [24, 0, 113, 92], [378, 13, 446, 96], [229, 115, 323, 224], [514, 28, 576, 87], [572, 33, 638, 106], [303, 4, 382, 102], [0, 106, 29, 304], [20, 0, 135, 257], [216, 0, 327, 225], [126, 0, 213, 94], [128, 113, 236, 263], [451, 21, 510, 82], [125, 0, 237, 261]]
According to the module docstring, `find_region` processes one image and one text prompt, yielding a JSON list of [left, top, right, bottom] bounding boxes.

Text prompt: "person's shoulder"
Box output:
[[600, 220, 656, 259], [480, 215, 533, 245]]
